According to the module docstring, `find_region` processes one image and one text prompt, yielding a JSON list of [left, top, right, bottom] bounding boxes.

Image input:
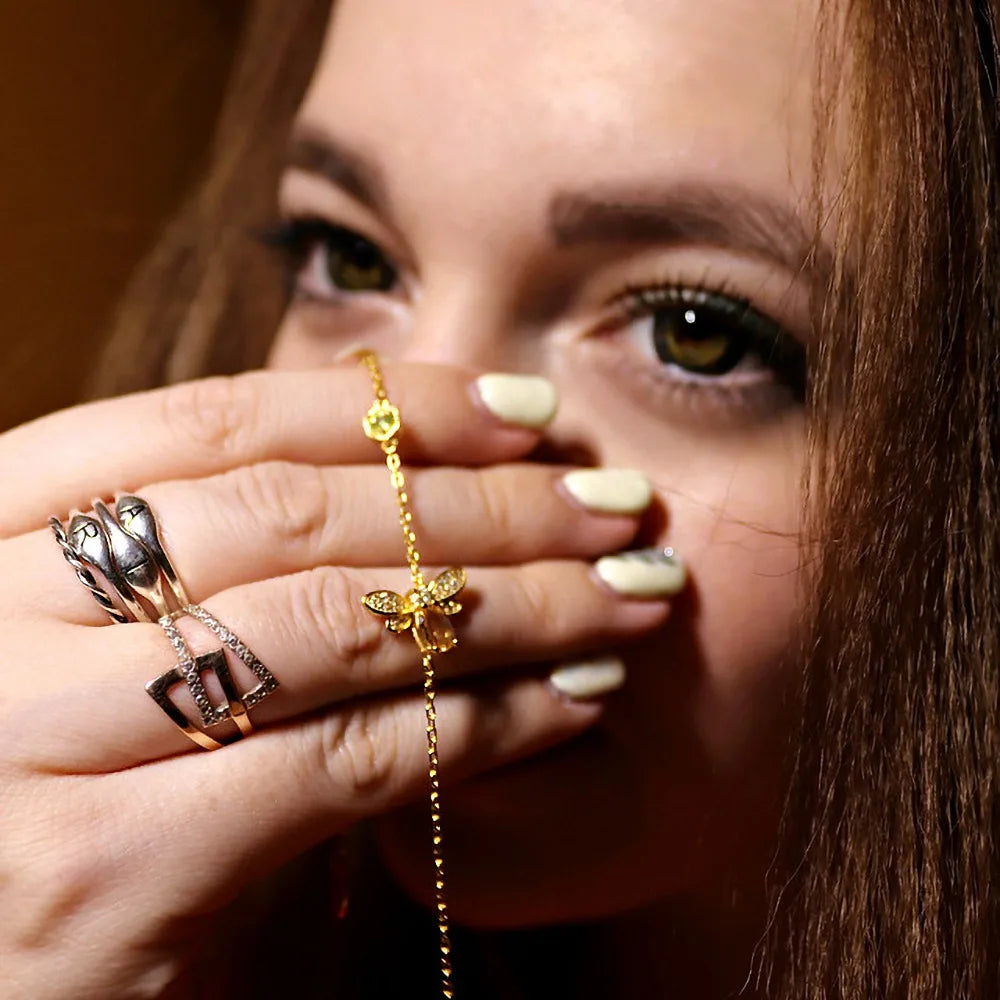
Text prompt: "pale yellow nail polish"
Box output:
[[595, 547, 687, 597], [562, 469, 652, 514], [549, 655, 626, 700], [475, 374, 558, 428]]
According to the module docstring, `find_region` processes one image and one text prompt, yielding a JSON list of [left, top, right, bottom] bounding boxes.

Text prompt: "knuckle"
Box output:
[[229, 462, 336, 552], [316, 704, 400, 799], [519, 566, 570, 642], [160, 373, 263, 458], [471, 469, 515, 543], [295, 566, 383, 671]]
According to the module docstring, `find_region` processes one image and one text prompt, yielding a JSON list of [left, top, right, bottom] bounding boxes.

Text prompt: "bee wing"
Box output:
[[362, 590, 410, 616], [385, 613, 414, 633], [363, 591, 413, 634], [428, 568, 466, 604]]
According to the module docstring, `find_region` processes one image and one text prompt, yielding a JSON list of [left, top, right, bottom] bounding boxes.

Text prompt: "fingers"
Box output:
[[8, 560, 668, 772], [61, 673, 602, 922], [0, 363, 552, 537], [10, 462, 649, 625]]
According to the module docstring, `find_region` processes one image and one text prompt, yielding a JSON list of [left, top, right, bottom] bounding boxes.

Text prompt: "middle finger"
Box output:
[[13, 462, 652, 625]]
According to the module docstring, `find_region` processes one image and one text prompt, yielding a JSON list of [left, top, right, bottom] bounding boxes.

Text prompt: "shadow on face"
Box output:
[[268, 0, 823, 926]]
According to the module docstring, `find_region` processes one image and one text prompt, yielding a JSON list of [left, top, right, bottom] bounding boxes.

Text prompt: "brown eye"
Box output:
[[625, 286, 807, 400], [652, 304, 750, 375], [320, 227, 396, 292], [263, 218, 399, 296]]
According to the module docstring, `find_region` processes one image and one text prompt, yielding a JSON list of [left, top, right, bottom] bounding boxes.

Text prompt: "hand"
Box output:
[[0, 363, 668, 999]]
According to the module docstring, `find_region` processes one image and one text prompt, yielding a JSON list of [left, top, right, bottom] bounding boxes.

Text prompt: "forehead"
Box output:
[[297, 0, 818, 233]]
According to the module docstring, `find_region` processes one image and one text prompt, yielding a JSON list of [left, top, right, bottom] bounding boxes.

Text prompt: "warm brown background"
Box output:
[[0, 3, 247, 431]]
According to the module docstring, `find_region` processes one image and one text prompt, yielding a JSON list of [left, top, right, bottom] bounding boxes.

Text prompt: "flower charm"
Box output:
[[362, 567, 466, 654]]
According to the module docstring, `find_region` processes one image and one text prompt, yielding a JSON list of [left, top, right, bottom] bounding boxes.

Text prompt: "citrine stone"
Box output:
[[364, 401, 401, 442], [413, 607, 457, 654]]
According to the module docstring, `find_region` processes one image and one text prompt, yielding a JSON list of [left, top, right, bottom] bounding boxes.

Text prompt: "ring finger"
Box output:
[[3, 559, 674, 772]]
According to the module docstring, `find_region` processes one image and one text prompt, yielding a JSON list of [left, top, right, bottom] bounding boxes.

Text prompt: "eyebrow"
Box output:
[[549, 184, 828, 279], [286, 129, 390, 217], [285, 130, 828, 281]]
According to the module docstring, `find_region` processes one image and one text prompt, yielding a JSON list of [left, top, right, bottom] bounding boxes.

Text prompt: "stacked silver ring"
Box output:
[[50, 495, 189, 623], [50, 494, 278, 750]]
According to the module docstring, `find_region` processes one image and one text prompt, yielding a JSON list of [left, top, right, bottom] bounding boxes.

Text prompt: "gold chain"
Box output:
[[358, 350, 457, 999]]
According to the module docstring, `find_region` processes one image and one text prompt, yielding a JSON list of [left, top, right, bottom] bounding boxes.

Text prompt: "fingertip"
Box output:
[[470, 374, 559, 431]]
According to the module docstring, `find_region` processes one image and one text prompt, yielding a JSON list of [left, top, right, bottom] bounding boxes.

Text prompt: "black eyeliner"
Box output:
[[617, 282, 807, 401]]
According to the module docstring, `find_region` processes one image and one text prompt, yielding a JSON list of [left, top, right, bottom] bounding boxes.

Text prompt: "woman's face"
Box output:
[[269, 0, 822, 926]]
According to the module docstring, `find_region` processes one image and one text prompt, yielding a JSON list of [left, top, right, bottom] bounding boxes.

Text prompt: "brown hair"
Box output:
[[90, 0, 330, 398], [765, 1, 1000, 997], [98, 1, 1000, 996]]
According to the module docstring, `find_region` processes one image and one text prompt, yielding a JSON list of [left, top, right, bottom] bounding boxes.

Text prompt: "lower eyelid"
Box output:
[[659, 364, 776, 387], [588, 319, 800, 422], [593, 340, 800, 422]]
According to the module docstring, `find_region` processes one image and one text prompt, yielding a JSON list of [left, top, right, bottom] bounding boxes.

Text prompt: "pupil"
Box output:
[[348, 239, 379, 270], [325, 232, 395, 291], [653, 305, 747, 375]]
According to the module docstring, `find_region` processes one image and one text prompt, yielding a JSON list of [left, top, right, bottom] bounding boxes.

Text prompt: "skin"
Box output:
[[0, 0, 824, 997], [271, 0, 819, 988]]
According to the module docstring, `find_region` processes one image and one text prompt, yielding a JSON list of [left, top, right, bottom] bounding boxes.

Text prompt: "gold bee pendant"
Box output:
[[363, 567, 466, 654]]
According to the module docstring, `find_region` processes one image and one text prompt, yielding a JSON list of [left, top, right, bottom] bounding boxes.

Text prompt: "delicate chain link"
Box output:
[[359, 351, 454, 999], [423, 650, 454, 997]]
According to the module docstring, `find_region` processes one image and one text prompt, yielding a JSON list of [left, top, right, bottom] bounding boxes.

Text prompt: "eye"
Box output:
[[264, 218, 398, 297], [316, 227, 395, 293], [622, 285, 806, 399]]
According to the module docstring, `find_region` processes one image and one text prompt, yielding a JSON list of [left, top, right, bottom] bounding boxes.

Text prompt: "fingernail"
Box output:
[[549, 655, 626, 700], [474, 374, 558, 428], [595, 547, 687, 597], [561, 469, 652, 515]]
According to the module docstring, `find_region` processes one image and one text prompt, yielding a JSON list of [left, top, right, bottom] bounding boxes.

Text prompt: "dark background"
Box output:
[[0, 3, 248, 430]]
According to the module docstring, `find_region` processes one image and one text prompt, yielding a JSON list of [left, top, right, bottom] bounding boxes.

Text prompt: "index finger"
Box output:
[[0, 363, 557, 536]]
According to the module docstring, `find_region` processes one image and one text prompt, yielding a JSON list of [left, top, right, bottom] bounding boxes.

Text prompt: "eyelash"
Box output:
[[264, 216, 807, 411], [605, 281, 807, 404], [262, 217, 399, 298]]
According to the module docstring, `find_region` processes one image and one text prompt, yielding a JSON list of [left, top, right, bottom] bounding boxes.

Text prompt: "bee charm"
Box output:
[[362, 567, 466, 654]]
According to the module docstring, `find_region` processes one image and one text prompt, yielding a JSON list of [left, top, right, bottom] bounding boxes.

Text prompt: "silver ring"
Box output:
[[115, 495, 191, 608], [48, 517, 131, 624], [52, 494, 189, 623]]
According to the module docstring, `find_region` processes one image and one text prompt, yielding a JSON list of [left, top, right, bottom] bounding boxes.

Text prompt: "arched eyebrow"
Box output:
[[549, 185, 830, 280], [286, 128, 390, 218], [285, 129, 830, 282]]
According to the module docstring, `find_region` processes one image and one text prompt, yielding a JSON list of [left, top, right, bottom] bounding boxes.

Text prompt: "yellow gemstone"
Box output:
[[413, 607, 457, 653], [364, 401, 401, 441]]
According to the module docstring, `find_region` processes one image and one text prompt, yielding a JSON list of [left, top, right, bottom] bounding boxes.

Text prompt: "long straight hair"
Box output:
[[765, 1, 1000, 997], [97, 2, 1000, 997]]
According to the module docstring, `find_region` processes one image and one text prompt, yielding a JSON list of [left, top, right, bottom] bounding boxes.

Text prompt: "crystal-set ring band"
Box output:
[[149, 605, 279, 750], [50, 494, 279, 750]]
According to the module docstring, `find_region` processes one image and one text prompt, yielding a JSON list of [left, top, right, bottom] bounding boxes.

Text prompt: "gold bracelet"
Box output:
[[358, 350, 464, 1000]]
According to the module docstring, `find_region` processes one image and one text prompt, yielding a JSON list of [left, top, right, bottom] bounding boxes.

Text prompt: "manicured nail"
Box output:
[[475, 374, 558, 428], [549, 655, 626, 700], [595, 547, 687, 597], [562, 469, 652, 515]]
